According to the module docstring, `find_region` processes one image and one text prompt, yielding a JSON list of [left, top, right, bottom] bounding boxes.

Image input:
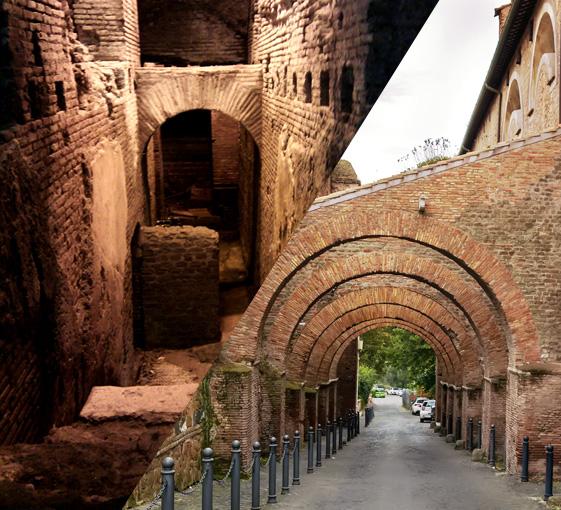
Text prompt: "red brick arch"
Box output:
[[266, 250, 505, 378], [305, 303, 462, 382], [222, 210, 536, 369], [314, 318, 456, 382], [288, 287, 476, 382], [136, 66, 262, 153]]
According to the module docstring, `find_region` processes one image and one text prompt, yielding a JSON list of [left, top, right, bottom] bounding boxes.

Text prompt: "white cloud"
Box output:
[[343, 0, 501, 184]]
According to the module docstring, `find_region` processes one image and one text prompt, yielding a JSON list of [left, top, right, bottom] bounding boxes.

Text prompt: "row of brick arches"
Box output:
[[214, 129, 561, 477]]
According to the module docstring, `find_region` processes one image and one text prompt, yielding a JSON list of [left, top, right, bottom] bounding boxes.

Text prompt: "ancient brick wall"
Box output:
[[139, 226, 219, 347], [336, 340, 358, 414], [250, 0, 437, 277], [137, 0, 250, 66], [72, 0, 140, 62], [0, 0, 144, 443], [472, 0, 560, 151], [212, 111, 241, 187]]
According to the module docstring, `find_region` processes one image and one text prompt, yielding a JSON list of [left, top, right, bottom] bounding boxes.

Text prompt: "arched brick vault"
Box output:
[[313, 318, 454, 380], [288, 286, 470, 378], [215, 129, 561, 476], [136, 65, 262, 153], [305, 303, 461, 383], [267, 248, 507, 380], [293, 288, 477, 382]]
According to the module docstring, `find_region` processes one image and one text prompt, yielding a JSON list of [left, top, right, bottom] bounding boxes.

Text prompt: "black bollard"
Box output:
[[447, 413, 453, 435], [357, 411, 360, 435], [325, 420, 331, 459], [251, 442, 261, 510], [545, 445, 554, 500], [488, 425, 496, 467], [338, 417, 344, 449], [331, 419, 337, 455], [477, 419, 482, 450], [307, 427, 314, 473], [161, 457, 175, 510], [455, 416, 461, 441], [231, 440, 241, 510], [202, 447, 214, 510], [520, 436, 529, 482], [346, 414, 351, 443], [467, 418, 473, 451], [281, 434, 290, 495], [316, 424, 322, 467], [292, 431, 301, 486], [441, 409, 446, 428], [268, 437, 277, 503]]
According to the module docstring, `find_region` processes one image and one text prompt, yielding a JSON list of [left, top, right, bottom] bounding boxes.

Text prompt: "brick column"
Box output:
[[285, 386, 304, 438], [482, 377, 507, 460], [318, 385, 330, 426], [304, 389, 318, 429], [329, 381, 338, 421], [461, 386, 482, 442], [506, 369, 561, 477]]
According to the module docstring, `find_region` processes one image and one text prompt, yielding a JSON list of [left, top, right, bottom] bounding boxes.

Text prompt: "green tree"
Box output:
[[358, 364, 377, 404], [358, 327, 436, 395]]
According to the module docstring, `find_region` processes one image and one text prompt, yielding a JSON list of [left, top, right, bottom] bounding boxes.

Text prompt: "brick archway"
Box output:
[[136, 65, 262, 153]]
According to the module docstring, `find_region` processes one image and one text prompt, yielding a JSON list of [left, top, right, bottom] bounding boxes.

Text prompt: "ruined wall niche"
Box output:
[[320, 70, 330, 106], [504, 77, 523, 140], [340, 65, 354, 114], [137, 0, 251, 66], [304, 71, 312, 103]]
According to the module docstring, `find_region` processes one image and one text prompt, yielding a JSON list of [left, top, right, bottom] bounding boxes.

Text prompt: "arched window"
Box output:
[[340, 65, 354, 114], [529, 9, 556, 113], [320, 70, 330, 106], [504, 79, 523, 140]]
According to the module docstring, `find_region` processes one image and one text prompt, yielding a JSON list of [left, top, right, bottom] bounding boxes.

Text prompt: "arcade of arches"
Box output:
[[215, 129, 561, 478]]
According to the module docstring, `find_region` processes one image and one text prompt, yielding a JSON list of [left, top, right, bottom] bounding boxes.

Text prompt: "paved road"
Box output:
[[135, 396, 544, 509], [274, 397, 543, 510]]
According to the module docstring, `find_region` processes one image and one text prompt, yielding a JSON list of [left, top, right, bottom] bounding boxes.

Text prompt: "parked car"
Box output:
[[395, 388, 403, 396], [419, 400, 436, 422], [411, 397, 428, 415], [373, 387, 386, 398]]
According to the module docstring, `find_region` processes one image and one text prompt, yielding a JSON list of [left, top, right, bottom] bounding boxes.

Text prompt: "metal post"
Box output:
[[545, 445, 554, 500], [268, 437, 277, 503], [161, 457, 175, 510], [447, 414, 453, 435], [467, 417, 473, 451], [316, 424, 322, 467], [455, 416, 461, 441], [307, 427, 314, 473], [477, 419, 482, 450], [281, 435, 290, 495], [520, 437, 529, 482], [332, 419, 337, 455], [292, 431, 301, 485], [202, 447, 213, 510], [357, 411, 360, 435], [338, 417, 344, 448], [488, 425, 496, 467], [346, 414, 351, 443], [325, 420, 331, 459], [251, 442, 261, 510], [230, 440, 241, 510]]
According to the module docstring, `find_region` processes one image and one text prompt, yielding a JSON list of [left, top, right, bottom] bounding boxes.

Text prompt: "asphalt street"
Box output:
[[274, 396, 544, 510]]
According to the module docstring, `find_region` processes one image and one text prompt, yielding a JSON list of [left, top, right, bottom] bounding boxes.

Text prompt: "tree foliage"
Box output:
[[358, 327, 435, 400], [358, 365, 377, 404]]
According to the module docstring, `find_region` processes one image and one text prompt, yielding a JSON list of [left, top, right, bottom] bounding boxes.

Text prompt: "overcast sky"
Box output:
[[342, 0, 502, 184]]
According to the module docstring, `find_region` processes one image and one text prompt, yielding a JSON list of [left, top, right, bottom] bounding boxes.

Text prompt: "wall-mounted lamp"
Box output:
[[418, 194, 427, 214], [298, 321, 306, 327]]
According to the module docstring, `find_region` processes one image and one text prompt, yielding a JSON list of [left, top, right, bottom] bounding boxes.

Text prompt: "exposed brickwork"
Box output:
[[471, 0, 560, 151], [139, 226, 219, 347], [138, 0, 250, 66], [336, 340, 358, 414]]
